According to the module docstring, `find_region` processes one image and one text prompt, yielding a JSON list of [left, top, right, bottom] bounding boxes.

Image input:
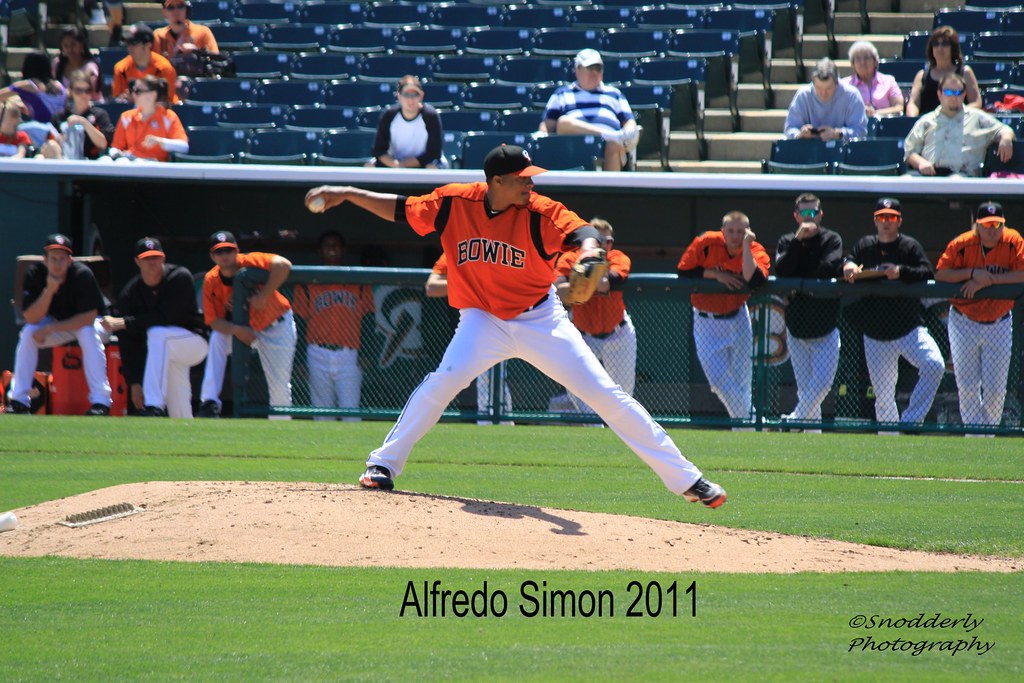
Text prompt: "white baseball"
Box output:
[[308, 197, 326, 213], [0, 511, 17, 533]]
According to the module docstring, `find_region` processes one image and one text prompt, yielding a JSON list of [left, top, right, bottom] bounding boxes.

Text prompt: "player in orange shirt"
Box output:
[[678, 211, 771, 423], [154, 0, 220, 60], [306, 144, 727, 508], [292, 231, 375, 421], [555, 217, 636, 416], [935, 201, 1024, 432], [198, 231, 295, 419], [111, 75, 187, 162], [112, 23, 179, 104]]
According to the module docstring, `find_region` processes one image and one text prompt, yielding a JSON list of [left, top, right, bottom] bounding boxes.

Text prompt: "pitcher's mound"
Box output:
[[0, 481, 1017, 573]]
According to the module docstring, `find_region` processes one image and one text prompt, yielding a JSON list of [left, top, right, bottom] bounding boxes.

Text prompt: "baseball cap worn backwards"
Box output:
[[976, 201, 1005, 225], [483, 145, 547, 179], [874, 197, 901, 216], [135, 237, 165, 259], [44, 234, 73, 254], [575, 48, 603, 68], [209, 230, 238, 251]]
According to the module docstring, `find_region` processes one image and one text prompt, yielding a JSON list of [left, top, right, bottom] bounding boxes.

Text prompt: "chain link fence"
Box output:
[[231, 267, 1024, 435]]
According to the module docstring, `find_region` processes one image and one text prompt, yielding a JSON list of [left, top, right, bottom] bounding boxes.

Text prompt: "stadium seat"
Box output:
[[902, 31, 974, 60], [503, 5, 571, 29], [95, 100, 134, 125], [422, 82, 465, 109], [242, 129, 323, 165], [357, 54, 433, 83], [187, 78, 257, 106], [964, 0, 1022, 8], [175, 126, 247, 163], [461, 132, 533, 169], [429, 3, 504, 29], [982, 86, 1024, 110], [298, 2, 366, 26], [570, 6, 637, 29], [634, 7, 704, 31], [632, 57, 707, 156], [96, 47, 127, 94], [261, 25, 331, 52], [289, 53, 356, 81], [600, 28, 668, 59], [216, 103, 289, 130], [326, 26, 397, 54], [190, 0, 234, 25], [463, 27, 533, 56], [496, 56, 569, 86], [969, 61, 1012, 89], [869, 116, 920, 140], [442, 130, 466, 168], [364, 2, 427, 28], [762, 139, 843, 174], [431, 54, 501, 82], [232, 2, 292, 25], [231, 51, 293, 80], [971, 32, 1024, 61], [461, 83, 534, 110], [531, 27, 602, 57], [324, 80, 395, 108], [531, 83, 560, 109], [616, 84, 672, 166], [531, 134, 603, 170], [600, 57, 638, 84], [877, 59, 925, 90], [255, 80, 326, 107], [441, 109, 501, 133], [211, 23, 263, 51], [1003, 12, 1024, 32], [318, 130, 376, 165], [667, 29, 744, 127], [393, 27, 465, 54], [497, 109, 542, 133], [934, 9, 1003, 34], [835, 138, 906, 175], [983, 140, 1024, 175], [284, 105, 363, 133], [173, 102, 221, 128]]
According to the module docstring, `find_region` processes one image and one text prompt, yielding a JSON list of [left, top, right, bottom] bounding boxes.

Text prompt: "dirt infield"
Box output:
[[0, 481, 1018, 573]]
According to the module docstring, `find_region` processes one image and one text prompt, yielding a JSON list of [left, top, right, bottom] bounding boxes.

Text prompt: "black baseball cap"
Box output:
[[134, 236, 165, 259], [125, 22, 155, 45], [976, 201, 1005, 225], [483, 144, 546, 180], [874, 197, 901, 217], [44, 234, 73, 254], [209, 230, 238, 251]]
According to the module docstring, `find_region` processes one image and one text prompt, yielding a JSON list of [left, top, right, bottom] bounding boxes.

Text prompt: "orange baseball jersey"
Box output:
[[112, 52, 179, 104], [936, 227, 1024, 322], [292, 283, 375, 349], [203, 252, 292, 331], [112, 105, 187, 162], [154, 22, 220, 59], [403, 182, 588, 319], [556, 248, 631, 336], [677, 231, 771, 314]]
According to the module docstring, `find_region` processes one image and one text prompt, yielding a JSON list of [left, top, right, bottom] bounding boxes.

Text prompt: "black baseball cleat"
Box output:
[[7, 400, 32, 414], [139, 405, 168, 417], [359, 465, 394, 491], [85, 403, 110, 416], [195, 400, 221, 418], [683, 477, 727, 508]]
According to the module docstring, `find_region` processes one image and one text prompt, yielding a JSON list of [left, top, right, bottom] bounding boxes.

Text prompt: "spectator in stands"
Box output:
[[104, 1, 126, 47], [52, 27, 101, 101], [842, 198, 944, 430], [540, 49, 640, 172], [112, 23, 179, 104], [785, 58, 867, 141], [292, 231, 375, 422], [906, 26, 981, 117], [9, 234, 112, 416], [101, 237, 208, 418], [904, 73, 1014, 177], [155, 0, 220, 60], [110, 75, 188, 162], [0, 97, 32, 158], [773, 193, 844, 432], [369, 75, 447, 169], [0, 51, 68, 124], [841, 40, 905, 118], [677, 211, 771, 424], [41, 70, 114, 160]]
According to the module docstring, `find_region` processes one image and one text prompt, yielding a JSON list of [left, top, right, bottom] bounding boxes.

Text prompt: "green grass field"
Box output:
[[1, 419, 1021, 681]]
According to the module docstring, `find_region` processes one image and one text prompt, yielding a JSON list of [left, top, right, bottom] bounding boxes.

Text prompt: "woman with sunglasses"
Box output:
[[368, 75, 447, 169], [110, 75, 188, 162], [906, 26, 980, 117], [40, 70, 114, 160], [52, 27, 101, 102]]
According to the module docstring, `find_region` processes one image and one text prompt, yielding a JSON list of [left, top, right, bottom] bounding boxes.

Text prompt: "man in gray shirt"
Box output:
[[784, 58, 868, 141]]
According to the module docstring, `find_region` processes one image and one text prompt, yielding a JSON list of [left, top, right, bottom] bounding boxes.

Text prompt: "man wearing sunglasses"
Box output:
[[842, 198, 943, 432], [155, 0, 219, 60], [935, 202, 1024, 433], [905, 73, 1014, 177], [112, 23, 179, 104]]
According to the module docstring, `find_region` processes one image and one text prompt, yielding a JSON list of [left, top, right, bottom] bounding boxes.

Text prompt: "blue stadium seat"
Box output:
[[173, 102, 222, 128], [600, 28, 668, 59], [570, 6, 637, 29], [284, 105, 363, 132], [496, 56, 570, 86], [364, 2, 428, 28], [96, 47, 128, 94], [461, 83, 534, 110], [216, 103, 289, 130], [1003, 12, 1024, 32], [255, 80, 327, 107], [667, 29, 744, 127], [232, 51, 293, 79], [463, 27, 533, 56], [357, 54, 433, 83], [981, 86, 1024, 110], [531, 83, 560, 109], [176, 126, 248, 163], [324, 80, 395, 108], [289, 53, 356, 81], [189, 0, 234, 25], [971, 32, 1024, 61], [531, 134, 603, 170], [616, 83, 672, 166], [503, 5, 571, 29], [242, 129, 323, 165], [461, 132, 533, 169], [531, 27, 602, 57], [327, 26, 397, 54], [422, 82, 465, 109], [211, 23, 263, 51], [431, 54, 500, 82], [393, 27, 465, 53], [95, 100, 134, 126], [964, 0, 1023, 7], [903, 31, 974, 59], [634, 7, 704, 30], [442, 130, 466, 168], [497, 109, 542, 133], [186, 78, 257, 105], [835, 138, 906, 175], [969, 61, 1012, 88], [983, 140, 1024, 175], [600, 57, 638, 84], [869, 115, 920, 140], [261, 24, 331, 52], [441, 108, 501, 133], [934, 9, 1004, 34], [298, 2, 366, 26], [232, 1, 292, 25], [318, 130, 376, 165], [429, 3, 504, 29], [877, 59, 925, 89], [762, 139, 843, 174]]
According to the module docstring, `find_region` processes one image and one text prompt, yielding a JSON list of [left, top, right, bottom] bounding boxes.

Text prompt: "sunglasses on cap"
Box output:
[[874, 214, 900, 223], [942, 88, 965, 97], [797, 208, 821, 218], [978, 219, 1006, 228]]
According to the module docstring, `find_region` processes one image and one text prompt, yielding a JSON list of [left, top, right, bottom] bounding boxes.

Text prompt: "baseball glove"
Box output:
[[564, 249, 608, 305]]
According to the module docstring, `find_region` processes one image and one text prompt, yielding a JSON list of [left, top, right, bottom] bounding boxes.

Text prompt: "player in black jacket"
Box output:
[[842, 198, 945, 428], [101, 237, 208, 418]]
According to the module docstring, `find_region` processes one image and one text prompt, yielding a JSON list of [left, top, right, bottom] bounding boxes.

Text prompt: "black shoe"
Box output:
[[683, 477, 727, 508], [359, 465, 394, 491], [195, 400, 221, 418], [139, 405, 168, 417], [7, 400, 32, 414], [85, 403, 110, 416]]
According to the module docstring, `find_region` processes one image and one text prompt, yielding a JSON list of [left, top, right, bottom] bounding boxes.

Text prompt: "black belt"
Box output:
[[953, 308, 1011, 325], [696, 309, 740, 320], [314, 343, 350, 351], [523, 292, 549, 313], [586, 319, 627, 339]]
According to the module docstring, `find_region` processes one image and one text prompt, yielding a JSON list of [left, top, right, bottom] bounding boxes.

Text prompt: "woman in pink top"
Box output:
[[841, 41, 905, 118]]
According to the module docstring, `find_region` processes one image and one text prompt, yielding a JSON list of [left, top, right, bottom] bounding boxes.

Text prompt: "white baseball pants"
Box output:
[[864, 327, 945, 425], [143, 326, 208, 418], [570, 314, 637, 414], [308, 343, 362, 422], [367, 290, 704, 494], [692, 307, 752, 420], [948, 309, 1012, 428], [785, 328, 840, 422], [200, 312, 296, 411], [11, 317, 111, 407]]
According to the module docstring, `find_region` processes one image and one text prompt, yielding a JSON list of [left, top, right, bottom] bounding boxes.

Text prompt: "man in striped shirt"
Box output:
[[540, 49, 640, 171]]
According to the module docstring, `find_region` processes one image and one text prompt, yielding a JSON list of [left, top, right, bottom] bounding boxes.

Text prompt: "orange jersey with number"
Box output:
[[403, 182, 588, 319], [556, 248, 631, 335], [203, 252, 291, 331], [292, 283, 374, 349], [112, 52, 179, 103], [936, 227, 1024, 322], [112, 105, 187, 162], [677, 231, 771, 314]]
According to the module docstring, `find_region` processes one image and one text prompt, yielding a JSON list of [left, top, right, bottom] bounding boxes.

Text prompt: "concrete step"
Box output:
[[738, 83, 801, 110], [124, 2, 166, 24], [834, 12, 935, 36], [802, 34, 906, 60], [662, 160, 763, 174], [44, 25, 109, 50], [706, 109, 788, 134], [670, 131, 779, 162]]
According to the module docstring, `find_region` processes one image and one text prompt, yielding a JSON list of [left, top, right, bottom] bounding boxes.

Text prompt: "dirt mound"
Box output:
[[0, 481, 1017, 573]]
